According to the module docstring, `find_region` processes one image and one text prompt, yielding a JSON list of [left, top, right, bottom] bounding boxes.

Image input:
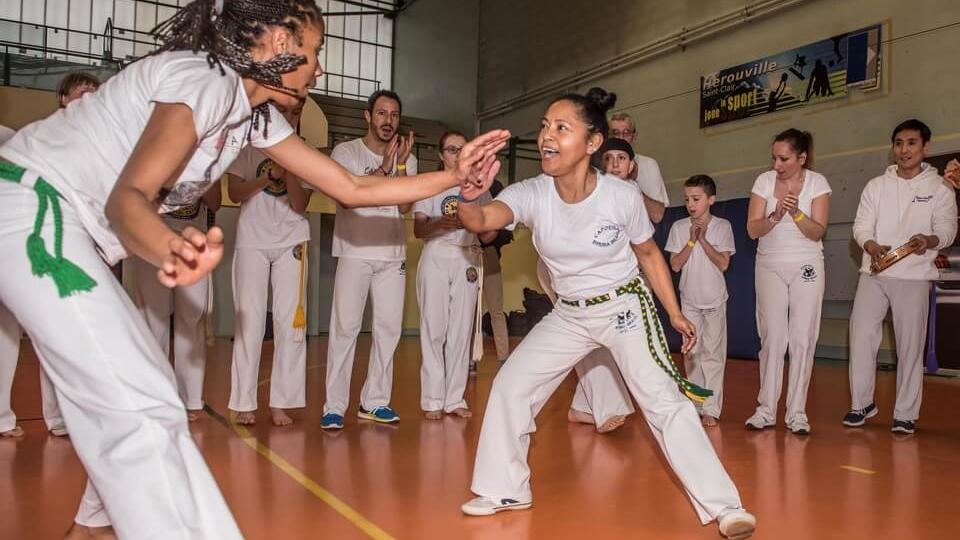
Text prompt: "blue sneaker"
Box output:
[[891, 419, 915, 434], [320, 413, 344, 430], [842, 403, 877, 427], [358, 405, 400, 424]]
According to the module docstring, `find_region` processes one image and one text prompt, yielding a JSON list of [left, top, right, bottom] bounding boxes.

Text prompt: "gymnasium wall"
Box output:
[[392, 0, 480, 136], [474, 0, 960, 357]]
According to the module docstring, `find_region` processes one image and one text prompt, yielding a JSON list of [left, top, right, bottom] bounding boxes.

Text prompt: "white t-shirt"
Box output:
[[634, 154, 669, 206], [0, 51, 293, 264], [0, 125, 14, 145], [665, 216, 736, 309], [330, 137, 417, 261], [228, 146, 311, 249], [497, 172, 655, 300], [751, 170, 832, 259], [853, 164, 957, 280], [413, 186, 491, 247]]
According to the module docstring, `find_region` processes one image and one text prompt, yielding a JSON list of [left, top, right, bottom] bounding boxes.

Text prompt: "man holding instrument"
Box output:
[[843, 119, 957, 434]]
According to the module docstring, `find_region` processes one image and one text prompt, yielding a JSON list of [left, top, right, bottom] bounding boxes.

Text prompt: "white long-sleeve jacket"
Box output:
[[853, 163, 958, 280]]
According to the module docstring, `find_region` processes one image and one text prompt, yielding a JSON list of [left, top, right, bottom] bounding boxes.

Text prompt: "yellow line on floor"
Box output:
[[205, 406, 395, 540], [840, 465, 877, 475]]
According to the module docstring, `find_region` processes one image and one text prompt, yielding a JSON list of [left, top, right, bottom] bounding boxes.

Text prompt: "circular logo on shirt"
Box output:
[[441, 195, 459, 216], [292, 244, 303, 261], [466, 266, 479, 283], [257, 159, 287, 197], [157, 181, 211, 214], [165, 201, 202, 221], [592, 221, 623, 247]]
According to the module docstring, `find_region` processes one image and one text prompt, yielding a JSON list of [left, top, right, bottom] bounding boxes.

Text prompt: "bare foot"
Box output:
[[233, 411, 256, 425], [64, 523, 117, 539], [424, 410, 443, 420], [49, 424, 69, 437], [567, 409, 595, 425], [1, 426, 24, 439], [702, 415, 719, 427], [596, 415, 627, 434], [187, 410, 202, 422], [271, 408, 294, 426], [449, 408, 473, 418]]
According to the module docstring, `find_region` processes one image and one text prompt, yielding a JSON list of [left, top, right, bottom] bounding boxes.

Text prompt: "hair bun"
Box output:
[[585, 87, 617, 114]]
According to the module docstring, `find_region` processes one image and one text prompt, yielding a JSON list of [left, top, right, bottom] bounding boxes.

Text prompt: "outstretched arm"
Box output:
[[263, 130, 509, 209]]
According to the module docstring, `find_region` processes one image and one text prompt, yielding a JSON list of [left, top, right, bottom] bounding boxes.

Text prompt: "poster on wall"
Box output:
[[699, 24, 881, 128]]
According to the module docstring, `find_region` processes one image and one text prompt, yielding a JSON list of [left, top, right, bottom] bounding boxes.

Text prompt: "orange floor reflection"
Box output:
[[3, 336, 959, 539]]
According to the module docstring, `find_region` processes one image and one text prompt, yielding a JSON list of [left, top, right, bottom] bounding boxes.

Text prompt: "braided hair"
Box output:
[[151, 0, 323, 136]]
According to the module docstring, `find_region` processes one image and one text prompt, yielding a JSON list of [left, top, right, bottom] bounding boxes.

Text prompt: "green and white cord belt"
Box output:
[[0, 162, 97, 298], [561, 278, 713, 403]]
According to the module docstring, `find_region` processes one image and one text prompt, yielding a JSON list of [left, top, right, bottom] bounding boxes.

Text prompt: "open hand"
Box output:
[[945, 159, 960, 189], [670, 313, 697, 354], [456, 129, 511, 189], [157, 226, 224, 288]]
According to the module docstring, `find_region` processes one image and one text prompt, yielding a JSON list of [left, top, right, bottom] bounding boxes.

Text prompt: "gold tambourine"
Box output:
[[870, 237, 926, 275]]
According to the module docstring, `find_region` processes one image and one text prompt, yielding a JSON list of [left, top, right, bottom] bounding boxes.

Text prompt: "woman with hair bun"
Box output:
[[745, 129, 831, 435], [457, 88, 755, 539]]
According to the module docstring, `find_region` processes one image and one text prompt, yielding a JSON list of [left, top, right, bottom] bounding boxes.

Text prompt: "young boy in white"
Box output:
[[665, 175, 736, 427], [125, 187, 219, 422], [608, 112, 669, 223], [843, 119, 957, 434], [228, 101, 312, 427], [413, 132, 494, 419], [323, 90, 417, 429]]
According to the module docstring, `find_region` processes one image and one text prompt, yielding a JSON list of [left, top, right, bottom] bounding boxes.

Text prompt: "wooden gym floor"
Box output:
[[2, 336, 958, 539]]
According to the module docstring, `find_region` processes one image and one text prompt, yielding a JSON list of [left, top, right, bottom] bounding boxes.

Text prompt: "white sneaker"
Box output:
[[49, 424, 68, 437], [461, 496, 532, 516], [787, 414, 811, 435], [718, 508, 756, 539], [744, 412, 774, 431]]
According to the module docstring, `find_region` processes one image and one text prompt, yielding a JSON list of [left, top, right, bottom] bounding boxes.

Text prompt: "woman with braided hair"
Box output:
[[457, 88, 755, 539], [0, 1, 507, 538]]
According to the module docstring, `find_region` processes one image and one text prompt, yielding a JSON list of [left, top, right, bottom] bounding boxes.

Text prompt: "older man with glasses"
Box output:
[[608, 113, 670, 224]]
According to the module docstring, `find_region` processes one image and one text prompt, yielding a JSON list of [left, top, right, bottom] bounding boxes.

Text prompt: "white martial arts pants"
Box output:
[[0, 178, 241, 538], [324, 257, 404, 415], [848, 274, 929, 421], [536, 258, 634, 426], [0, 302, 19, 432], [570, 348, 635, 425], [754, 256, 825, 424], [229, 245, 307, 412], [126, 255, 208, 410], [470, 290, 743, 523], [482, 246, 510, 362], [416, 242, 480, 412], [0, 302, 65, 432], [682, 302, 728, 418]]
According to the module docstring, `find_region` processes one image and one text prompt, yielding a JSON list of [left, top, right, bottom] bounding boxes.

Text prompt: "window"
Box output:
[[0, 0, 396, 100]]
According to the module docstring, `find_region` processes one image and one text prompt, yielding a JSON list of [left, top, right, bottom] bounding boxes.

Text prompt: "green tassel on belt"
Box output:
[[1, 162, 97, 298], [615, 279, 714, 403]]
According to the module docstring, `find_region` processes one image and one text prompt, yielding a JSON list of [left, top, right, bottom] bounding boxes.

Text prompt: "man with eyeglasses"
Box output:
[[609, 113, 669, 223], [322, 89, 417, 430]]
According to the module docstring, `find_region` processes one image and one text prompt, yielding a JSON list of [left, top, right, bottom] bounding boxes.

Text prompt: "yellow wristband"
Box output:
[[396, 163, 407, 172], [687, 239, 696, 247], [793, 212, 805, 223]]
